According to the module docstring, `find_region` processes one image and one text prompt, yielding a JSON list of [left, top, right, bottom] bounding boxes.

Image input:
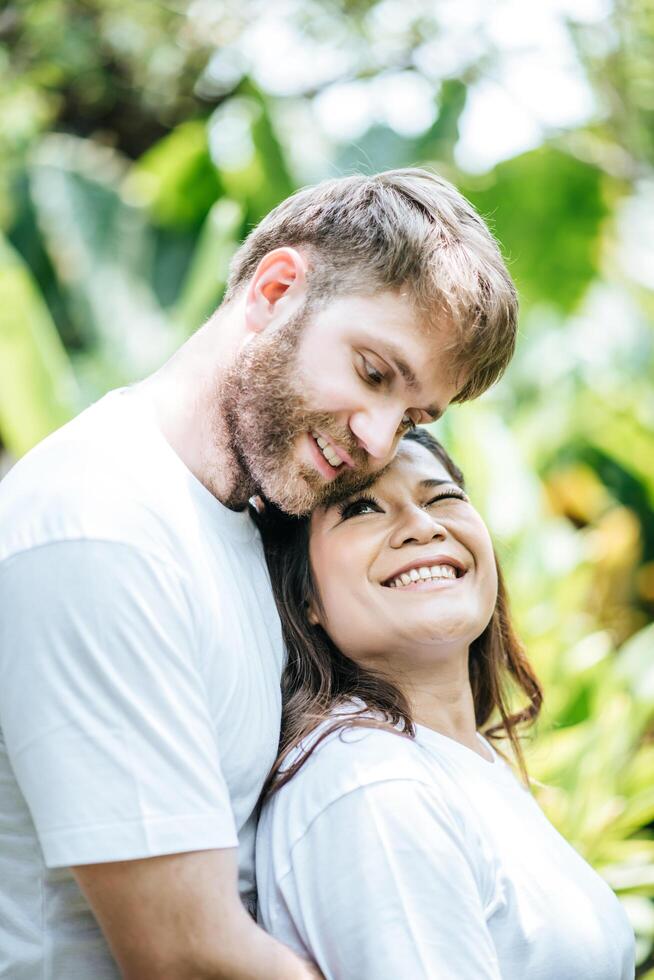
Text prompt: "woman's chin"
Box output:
[[392, 614, 486, 652]]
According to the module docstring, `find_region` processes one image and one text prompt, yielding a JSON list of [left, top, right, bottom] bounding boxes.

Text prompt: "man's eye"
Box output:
[[361, 358, 385, 386]]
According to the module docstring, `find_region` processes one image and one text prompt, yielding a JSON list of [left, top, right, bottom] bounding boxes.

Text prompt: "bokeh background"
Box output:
[[1, 0, 653, 970]]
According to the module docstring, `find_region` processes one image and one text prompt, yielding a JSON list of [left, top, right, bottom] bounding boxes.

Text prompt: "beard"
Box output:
[[219, 307, 384, 515]]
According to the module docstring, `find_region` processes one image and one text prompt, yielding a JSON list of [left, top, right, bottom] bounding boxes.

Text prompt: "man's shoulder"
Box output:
[[0, 389, 195, 565]]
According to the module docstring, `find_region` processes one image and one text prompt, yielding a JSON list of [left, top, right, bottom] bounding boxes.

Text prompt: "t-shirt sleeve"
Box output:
[[0, 539, 237, 868], [274, 777, 502, 980]]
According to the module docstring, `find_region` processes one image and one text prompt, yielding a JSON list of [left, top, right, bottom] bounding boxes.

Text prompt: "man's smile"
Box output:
[[306, 429, 361, 481]]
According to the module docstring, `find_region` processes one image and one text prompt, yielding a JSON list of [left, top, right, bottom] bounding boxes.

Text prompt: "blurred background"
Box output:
[[1, 0, 653, 971]]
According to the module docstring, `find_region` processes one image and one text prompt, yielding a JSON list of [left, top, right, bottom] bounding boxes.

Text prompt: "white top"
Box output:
[[0, 388, 284, 978], [257, 716, 635, 980]]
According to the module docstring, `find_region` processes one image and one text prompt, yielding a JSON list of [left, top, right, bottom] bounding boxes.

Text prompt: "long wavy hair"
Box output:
[[258, 428, 543, 802]]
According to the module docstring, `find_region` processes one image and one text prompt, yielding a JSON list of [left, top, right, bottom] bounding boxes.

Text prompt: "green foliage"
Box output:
[[463, 147, 610, 313], [171, 197, 244, 336], [128, 120, 223, 230], [0, 233, 79, 455], [416, 79, 468, 164]]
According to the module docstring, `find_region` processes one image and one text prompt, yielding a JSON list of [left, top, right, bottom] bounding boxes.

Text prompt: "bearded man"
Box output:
[[0, 169, 517, 979]]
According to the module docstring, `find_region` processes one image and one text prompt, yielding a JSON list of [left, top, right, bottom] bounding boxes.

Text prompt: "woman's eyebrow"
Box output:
[[419, 478, 456, 489], [321, 464, 393, 511]]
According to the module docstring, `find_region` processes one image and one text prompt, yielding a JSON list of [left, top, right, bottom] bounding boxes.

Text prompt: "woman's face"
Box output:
[[308, 440, 498, 672]]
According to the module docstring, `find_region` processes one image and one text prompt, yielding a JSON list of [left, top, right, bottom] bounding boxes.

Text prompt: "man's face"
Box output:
[[224, 290, 461, 515]]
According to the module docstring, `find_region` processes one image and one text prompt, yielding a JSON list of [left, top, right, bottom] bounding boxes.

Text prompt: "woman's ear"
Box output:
[[306, 600, 320, 626]]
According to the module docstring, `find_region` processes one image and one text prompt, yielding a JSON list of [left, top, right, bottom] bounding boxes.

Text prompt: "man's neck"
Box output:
[[141, 316, 256, 510]]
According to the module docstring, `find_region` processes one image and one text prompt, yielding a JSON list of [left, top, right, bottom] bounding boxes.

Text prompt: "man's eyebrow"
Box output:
[[380, 343, 443, 420], [380, 342, 419, 390]]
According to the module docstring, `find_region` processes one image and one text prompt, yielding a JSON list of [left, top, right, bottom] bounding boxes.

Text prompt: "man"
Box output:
[[0, 169, 517, 978]]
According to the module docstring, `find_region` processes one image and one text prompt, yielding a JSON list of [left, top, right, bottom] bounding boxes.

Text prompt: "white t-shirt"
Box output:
[[257, 717, 635, 980], [0, 387, 284, 979]]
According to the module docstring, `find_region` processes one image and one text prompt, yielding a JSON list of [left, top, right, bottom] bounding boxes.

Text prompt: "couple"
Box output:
[[0, 169, 634, 978]]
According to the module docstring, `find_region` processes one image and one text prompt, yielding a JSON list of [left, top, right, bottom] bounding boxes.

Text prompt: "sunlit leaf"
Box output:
[[125, 120, 223, 230], [28, 134, 172, 378], [0, 233, 79, 455], [462, 147, 609, 313], [172, 198, 244, 336], [615, 624, 654, 705]]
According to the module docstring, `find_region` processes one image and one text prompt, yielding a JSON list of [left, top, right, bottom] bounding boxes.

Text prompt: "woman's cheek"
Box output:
[[321, 577, 356, 637], [323, 586, 376, 659]]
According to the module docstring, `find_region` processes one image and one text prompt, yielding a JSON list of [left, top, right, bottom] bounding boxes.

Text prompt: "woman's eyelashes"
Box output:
[[337, 487, 469, 521], [426, 489, 468, 506], [337, 495, 381, 519]]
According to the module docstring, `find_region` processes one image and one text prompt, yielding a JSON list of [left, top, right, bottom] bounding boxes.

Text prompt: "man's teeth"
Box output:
[[312, 430, 343, 468], [388, 565, 459, 588]]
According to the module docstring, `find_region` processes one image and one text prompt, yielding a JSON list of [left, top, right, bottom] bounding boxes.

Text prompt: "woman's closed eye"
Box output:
[[426, 489, 468, 506]]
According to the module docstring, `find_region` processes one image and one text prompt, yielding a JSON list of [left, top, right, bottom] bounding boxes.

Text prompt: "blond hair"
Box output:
[[225, 168, 518, 401]]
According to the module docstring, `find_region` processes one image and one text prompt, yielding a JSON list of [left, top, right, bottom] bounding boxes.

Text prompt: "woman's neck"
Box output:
[[404, 659, 486, 759]]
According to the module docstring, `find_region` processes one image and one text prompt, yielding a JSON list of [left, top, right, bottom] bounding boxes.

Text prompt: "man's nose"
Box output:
[[349, 407, 404, 461], [390, 506, 447, 548]]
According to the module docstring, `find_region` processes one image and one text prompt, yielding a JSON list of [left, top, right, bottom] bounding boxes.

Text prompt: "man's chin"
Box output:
[[255, 467, 324, 517], [261, 467, 383, 517]]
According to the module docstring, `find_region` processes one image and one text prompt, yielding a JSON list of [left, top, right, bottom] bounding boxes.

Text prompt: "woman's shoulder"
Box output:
[[260, 707, 438, 831]]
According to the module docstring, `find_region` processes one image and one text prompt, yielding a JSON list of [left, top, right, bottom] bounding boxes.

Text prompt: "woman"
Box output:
[[256, 428, 635, 980]]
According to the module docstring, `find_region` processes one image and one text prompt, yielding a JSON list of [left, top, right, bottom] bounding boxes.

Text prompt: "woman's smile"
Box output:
[[381, 554, 467, 589]]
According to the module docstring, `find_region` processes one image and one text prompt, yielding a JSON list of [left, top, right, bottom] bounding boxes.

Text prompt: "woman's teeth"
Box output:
[[312, 430, 343, 468], [388, 565, 459, 588]]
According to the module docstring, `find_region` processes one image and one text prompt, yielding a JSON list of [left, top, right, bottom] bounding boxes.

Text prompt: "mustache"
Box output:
[[307, 424, 368, 467], [305, 415, 367, 466]]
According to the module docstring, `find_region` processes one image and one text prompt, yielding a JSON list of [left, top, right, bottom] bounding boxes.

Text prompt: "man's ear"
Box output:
[[244, 247, 308, 336]]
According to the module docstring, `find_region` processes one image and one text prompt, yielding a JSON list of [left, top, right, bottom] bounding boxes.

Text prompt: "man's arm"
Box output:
[[0, 542, 321, 978], [74, 847, 321, 979]]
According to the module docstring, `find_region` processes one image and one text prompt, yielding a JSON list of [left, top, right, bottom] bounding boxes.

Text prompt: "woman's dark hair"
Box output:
[[257, 427, 543, 802]]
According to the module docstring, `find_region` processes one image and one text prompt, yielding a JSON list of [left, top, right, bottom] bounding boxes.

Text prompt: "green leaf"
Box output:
[[615, 624, 654, 706], [213, 81, 294, 224], [28, 134, 172, 378], [126, 120, 223, 230], [172, 198, 244, 336], [243, 82, 295, 220], [612, 787, 654, 839], [581, 390, 654, 509], [0, 232, 79, 456], [462, 146, 609, 313], [416, 78, 467, 163]]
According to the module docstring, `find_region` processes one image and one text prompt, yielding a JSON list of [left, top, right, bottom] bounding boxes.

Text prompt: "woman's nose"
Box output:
[[390, 506, 447, 548]]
